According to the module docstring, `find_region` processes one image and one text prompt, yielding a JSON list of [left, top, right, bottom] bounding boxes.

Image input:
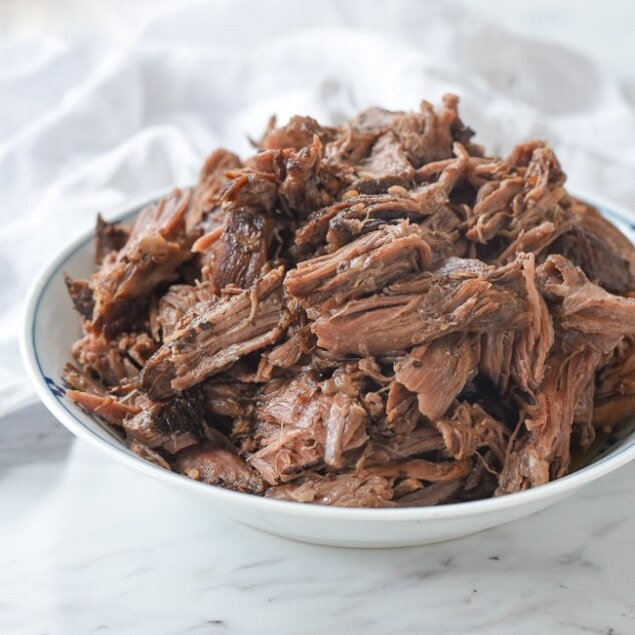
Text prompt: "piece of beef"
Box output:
[[187, 149, 241, 232], [67, 390, 140, 426], [278, 135, 335, 215], [389, 94, 478, 168], [384, 381, 420, 435], [192, 161, 284, 291], [129, 441, 171, 470], [433, 402, 508, 463], [466, 177, 524, 244], [522, 144, 566, 203], [156, 282, 216, 342], [115, 332, 159, 368], [296, 144, 468, 253], [466, 144, 571, 262], [537, 255, 635, 343], [421, 204, 466, 240], [187, 151, 256, 285], [415, 143, 485, 187], [254, 374, 326, 434], [172, 440, 265, 494], [479, 330, 515, 395], [258, 325, 313, 375], [594, 336, 635, 429], [202, 210, 278, 291], [510, 252, 554, 393], [572, 377, 596, 451], [494, 221, 565, 264], [62, 362, 106, 395], [497, 343, 602, 494], [122, 395, 205, 454], [64, 94, 635, 506], [548, 199, 635, 294], [91, 188, 194, 337], [265, 471, 394, 507], [352, 131, 415, 193], [550, 226, 632, 295], [479, 256, 553, 394], [410, 146, 471, 214], [295, 193, 430, 250], [314, 256, 532, 356], [323, 199, 445, 252], [357, 356, 393, 385], [393, 480, 462, 506], [68, 330, 157, 389], [359, 426, 446, 465], [324, 120, 377, 169], [348, 106, 400, 136], [191, 162, 284, 289], [322, 392, 369, 469], [593, 393, 635, 431], [249, 369, 370, 482], [140, 268, 292, 399], [394, 333, 479, 421], [457, 451, 500, 501], [64, 275, 95, 320], [573, 199, 635, 282], [95, 214, 131, 265], [221, 171, 278, 215], [260, 114, 335, 151], [285, 222, 452, 315], [364, 457, 471, 481], [392, 477, 425, 499], [71, 332, 141, 386], [248, 374, 330, 484], [508, 148, 568, 224]]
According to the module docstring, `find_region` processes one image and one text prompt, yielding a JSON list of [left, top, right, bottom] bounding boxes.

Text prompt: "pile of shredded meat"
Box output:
[[63, 95, 635, 507]]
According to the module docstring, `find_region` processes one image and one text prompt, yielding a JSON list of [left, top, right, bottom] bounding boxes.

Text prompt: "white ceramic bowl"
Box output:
[[21, 187, 635, 548]]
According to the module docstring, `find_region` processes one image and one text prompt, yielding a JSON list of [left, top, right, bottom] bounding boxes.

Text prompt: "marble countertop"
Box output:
[[1, 404, 633, 635]]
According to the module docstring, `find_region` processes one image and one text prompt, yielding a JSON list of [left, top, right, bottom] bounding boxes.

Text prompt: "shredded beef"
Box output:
[[265, 471, 395, 507], [285, 222, 452, 315], [497, 343, 602, 493], [140, 267, 292, 399], [91, 188, 194, 337], [65, 95, 635, 507], [537, 255, 635, 343], [95, 214, 131, 265], [66, 389, 140, 426], [203, 209, 278, 291], [394, 333, 479, 421], [64, 275, 95, 320], [186, 148, 242, 232], [313, 256, 533, 356], [172, 440, 266, 494]]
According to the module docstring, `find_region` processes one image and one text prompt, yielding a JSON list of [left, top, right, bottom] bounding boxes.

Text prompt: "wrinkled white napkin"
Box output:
[[2, 0, 635, 418]]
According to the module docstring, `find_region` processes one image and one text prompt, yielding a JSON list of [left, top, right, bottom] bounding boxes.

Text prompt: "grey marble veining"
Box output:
[[1, 407, 634, 635], [0, 403, 73, 469]]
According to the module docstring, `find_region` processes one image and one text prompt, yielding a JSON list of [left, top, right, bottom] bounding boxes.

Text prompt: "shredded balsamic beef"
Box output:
[[64, 95, 635, 507]]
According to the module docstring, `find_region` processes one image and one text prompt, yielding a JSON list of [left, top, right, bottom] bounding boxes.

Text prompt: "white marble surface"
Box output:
[[1, 405, 634, 635]]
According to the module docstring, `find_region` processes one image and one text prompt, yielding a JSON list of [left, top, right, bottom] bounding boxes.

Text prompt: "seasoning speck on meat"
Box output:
[[65, 95, 635, 506]]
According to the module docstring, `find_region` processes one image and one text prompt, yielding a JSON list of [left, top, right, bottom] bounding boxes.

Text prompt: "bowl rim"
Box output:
[[20, 185, 635, 522]]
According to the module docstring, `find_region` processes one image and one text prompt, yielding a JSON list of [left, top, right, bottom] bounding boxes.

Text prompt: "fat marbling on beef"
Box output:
[[64, 95, 635, 507]]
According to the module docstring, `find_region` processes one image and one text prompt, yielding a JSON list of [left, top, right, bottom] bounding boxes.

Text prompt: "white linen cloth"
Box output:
[[2, 0, 635, 417]]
